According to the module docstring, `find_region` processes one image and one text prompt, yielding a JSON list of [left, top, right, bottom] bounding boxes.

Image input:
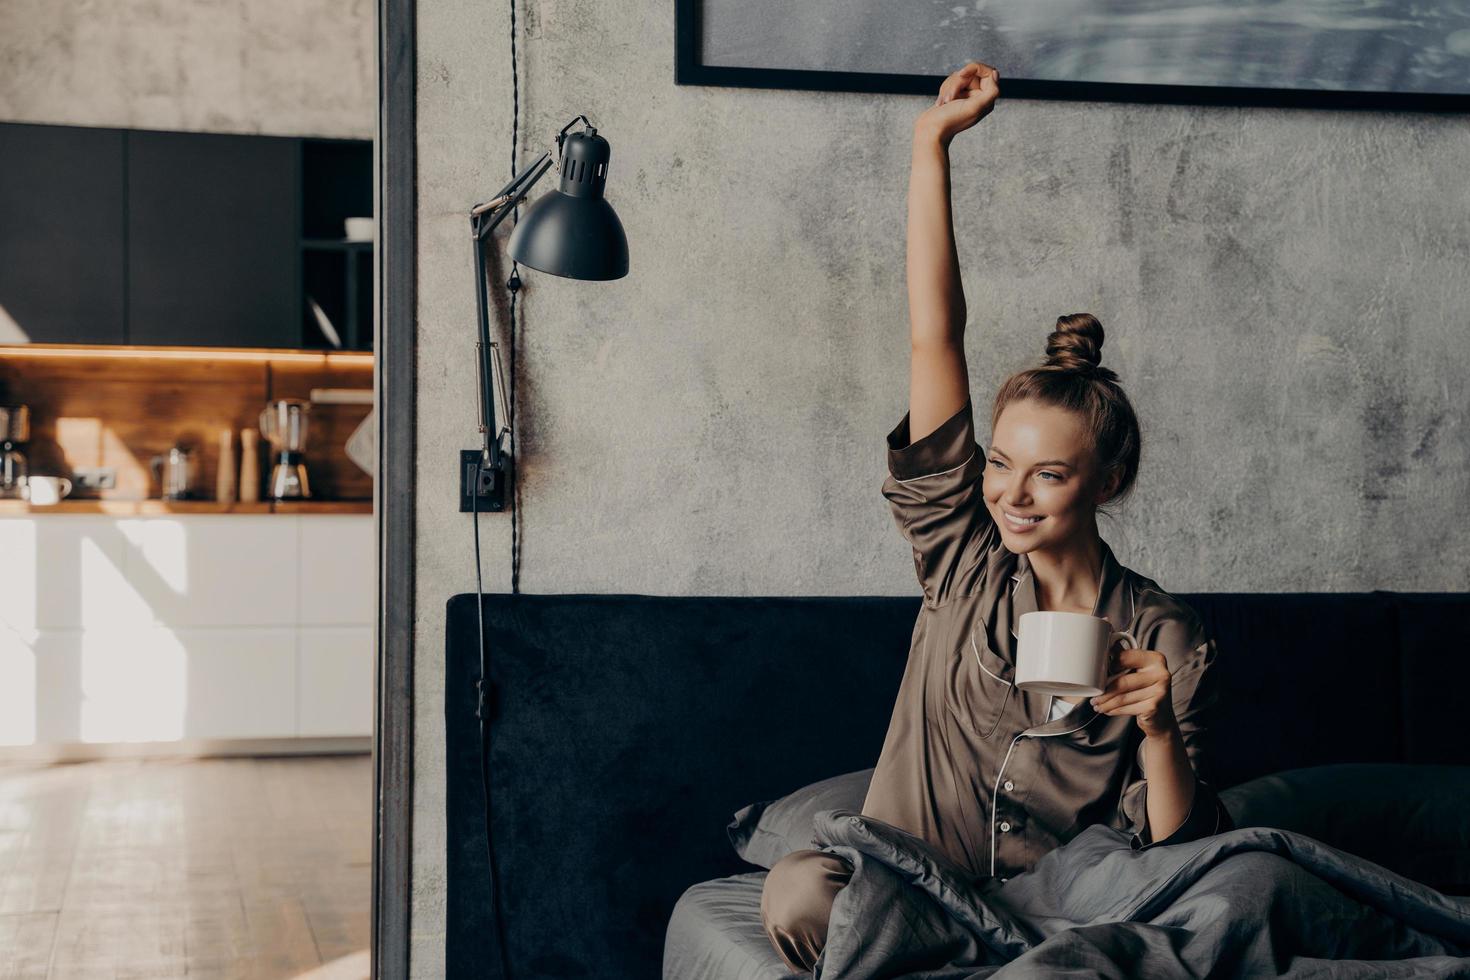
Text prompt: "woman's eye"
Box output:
[[988, 459, 1061, 480]]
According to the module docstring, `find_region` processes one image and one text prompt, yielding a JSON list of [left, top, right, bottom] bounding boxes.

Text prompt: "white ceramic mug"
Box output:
[[23, 476, 72, 505], [1015, 611, 1137, 697], [344, 216, 375, 241]]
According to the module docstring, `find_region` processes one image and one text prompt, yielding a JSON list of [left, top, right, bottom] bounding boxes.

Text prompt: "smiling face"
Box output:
[[982, 398, 1117, 554]]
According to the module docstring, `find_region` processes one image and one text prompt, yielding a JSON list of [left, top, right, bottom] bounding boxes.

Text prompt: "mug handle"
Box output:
[[58, 477, 72, 498], [1108, 630, 1139, 673]]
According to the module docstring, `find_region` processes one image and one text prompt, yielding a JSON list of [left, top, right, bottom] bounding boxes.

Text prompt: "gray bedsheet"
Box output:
[[666, 810, 1470, 979], [664, 871, 800, 980]]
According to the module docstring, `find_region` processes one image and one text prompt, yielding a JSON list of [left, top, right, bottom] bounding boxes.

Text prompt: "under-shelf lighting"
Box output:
[[0, 344, 373, 365]]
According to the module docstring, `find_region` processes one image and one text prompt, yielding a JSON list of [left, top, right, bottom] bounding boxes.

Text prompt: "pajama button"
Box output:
[[1003, 780, 1014, 791], [999, 821, 1011, 832]]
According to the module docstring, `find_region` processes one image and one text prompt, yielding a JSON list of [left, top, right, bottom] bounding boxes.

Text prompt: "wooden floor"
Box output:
[[0, 755, 371, 980]]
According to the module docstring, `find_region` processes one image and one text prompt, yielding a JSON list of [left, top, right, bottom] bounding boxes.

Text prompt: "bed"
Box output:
[[443, 591, 1470, 977]]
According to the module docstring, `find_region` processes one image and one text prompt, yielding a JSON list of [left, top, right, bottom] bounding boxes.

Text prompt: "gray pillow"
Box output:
[[727, 768, 874, 868], [1220, 763, 1470, 896]]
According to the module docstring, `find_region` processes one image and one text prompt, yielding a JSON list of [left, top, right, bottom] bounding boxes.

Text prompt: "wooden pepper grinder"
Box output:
[[215, 428, 237, 503], [239, 428, 260, 503]]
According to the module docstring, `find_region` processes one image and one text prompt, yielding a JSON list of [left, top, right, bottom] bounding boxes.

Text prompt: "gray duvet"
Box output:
[[666, 809, 1470, 979]]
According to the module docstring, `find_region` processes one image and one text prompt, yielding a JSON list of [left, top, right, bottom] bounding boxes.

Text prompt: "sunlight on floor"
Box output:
[[290, 948, 370, 979]]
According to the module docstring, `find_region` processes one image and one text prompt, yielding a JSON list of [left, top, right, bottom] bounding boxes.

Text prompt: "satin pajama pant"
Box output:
[[759, 848, 855, 974]]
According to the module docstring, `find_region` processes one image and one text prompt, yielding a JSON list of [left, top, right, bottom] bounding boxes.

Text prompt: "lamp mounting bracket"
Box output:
[[460, 449, 510, 513]]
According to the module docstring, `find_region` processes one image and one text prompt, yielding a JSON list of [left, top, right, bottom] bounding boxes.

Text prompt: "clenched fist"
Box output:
[[914, 61, 1000, 147]]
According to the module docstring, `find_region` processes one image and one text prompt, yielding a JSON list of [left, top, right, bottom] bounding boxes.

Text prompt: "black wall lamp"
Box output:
[[464, 118, 629, 974], [462, 115, 628, 512]]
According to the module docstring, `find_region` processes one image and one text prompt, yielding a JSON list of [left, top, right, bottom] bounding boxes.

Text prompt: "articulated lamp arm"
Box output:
[[468, 149, 553, 468]]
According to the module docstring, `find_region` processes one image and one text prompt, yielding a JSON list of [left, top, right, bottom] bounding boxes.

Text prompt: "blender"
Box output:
[[0, 405, 29, 499], [259, 399, 312, 499]]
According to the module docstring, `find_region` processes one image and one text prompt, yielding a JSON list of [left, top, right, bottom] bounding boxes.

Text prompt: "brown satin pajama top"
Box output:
[[860, 396, 1232, 881]]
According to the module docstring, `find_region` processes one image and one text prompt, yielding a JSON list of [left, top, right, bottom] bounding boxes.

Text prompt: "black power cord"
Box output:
[[507, 0, 522, 597], [470, 0, 524, 974], [473, 457, 513, 979]]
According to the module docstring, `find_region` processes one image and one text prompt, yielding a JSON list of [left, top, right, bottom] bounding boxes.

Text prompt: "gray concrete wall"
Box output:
[[413, 0, 1469, 971], [0, 0, 373, 137]]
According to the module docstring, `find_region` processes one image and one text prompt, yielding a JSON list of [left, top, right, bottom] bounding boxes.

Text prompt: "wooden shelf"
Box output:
[[0, 499, 371, 516], [270, 500, 373, 514]]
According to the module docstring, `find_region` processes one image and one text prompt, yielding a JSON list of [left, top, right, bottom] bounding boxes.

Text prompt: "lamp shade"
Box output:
[[506, 129, 628, 281]]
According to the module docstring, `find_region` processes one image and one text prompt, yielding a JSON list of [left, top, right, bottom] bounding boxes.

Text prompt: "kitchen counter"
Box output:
[[0, 499, 372, 516]]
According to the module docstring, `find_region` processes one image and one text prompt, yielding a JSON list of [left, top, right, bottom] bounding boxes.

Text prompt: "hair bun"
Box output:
[[1043, 313, 1104, 373]]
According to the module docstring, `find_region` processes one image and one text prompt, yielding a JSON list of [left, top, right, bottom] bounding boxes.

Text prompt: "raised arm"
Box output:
[[905, 62, 1000, 443]]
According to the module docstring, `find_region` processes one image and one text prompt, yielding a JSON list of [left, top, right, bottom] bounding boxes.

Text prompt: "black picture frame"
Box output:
[[674, 0, 1470, 113]]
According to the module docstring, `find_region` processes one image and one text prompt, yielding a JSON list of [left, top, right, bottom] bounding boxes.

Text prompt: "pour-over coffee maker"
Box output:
[[259, 399, 312, 499], [0, 405, 30, 500]]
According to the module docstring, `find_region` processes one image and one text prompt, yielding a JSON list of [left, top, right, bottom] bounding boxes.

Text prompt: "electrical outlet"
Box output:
[[72, 467, 117, 491], [459, 450, 510, 512]]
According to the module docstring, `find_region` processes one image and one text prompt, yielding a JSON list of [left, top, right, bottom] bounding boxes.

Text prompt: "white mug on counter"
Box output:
[[1015, 611, 1137, 698], [23, 476, 72, 505]]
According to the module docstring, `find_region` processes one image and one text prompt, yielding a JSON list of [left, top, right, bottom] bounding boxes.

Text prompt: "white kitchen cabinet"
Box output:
[[0, 628, 39, 745], [178, 627, 299, 738], [299, 516, 374, 625], [120, 517, 301, 627], [298, 626, 375, 736], [0, 513, 373, 750], [31, 627, 298, 743], [0, 516, 138, 630]]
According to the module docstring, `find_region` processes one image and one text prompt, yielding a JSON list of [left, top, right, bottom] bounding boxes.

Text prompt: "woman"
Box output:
[[759, 61, 1233, 974]]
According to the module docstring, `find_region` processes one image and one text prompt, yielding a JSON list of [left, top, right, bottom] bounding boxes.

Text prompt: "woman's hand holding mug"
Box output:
[[1090, 647, 1179, 740], [915, 61, 1000, 147]]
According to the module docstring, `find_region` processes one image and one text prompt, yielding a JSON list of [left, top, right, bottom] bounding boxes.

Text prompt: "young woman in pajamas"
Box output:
[[759, 61, 1233, 974]]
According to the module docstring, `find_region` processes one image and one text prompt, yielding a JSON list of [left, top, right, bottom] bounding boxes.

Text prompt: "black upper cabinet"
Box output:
[[0, 124, 372, 350], [127, 131, 299, 348], [300, 139, 375, 351], [0, 123, 127, 344]]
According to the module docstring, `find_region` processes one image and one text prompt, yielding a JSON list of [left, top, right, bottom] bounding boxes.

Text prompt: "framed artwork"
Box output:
[[676, 0, 1470, 111]]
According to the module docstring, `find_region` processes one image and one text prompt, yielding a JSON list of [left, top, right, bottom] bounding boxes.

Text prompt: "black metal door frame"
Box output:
[[374, 0, 416, 974]]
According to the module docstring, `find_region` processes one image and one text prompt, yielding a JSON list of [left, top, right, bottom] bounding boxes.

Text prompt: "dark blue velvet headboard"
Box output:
[[444, 591, 1470, 978]]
